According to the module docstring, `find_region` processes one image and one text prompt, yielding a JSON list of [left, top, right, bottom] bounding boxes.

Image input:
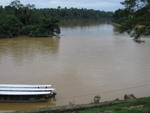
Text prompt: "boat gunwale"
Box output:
[[0, 88, 55, 91], [0, 84, 52, 88], [0, 91, 52, 95]]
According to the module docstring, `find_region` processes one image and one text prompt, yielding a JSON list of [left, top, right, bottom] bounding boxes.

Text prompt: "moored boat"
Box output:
[[0, 84, 56, 102]]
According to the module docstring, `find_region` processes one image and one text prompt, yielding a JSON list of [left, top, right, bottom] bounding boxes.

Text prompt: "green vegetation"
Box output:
[[0, 0, 112, 38], [67, 97, 150, 113], [113, 0, 150, 39], [0, 0, 60, 38], [40, 7, 113, 26]]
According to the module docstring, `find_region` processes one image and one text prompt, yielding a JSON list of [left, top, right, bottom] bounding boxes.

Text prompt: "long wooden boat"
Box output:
[[0, 84, 56, 102]]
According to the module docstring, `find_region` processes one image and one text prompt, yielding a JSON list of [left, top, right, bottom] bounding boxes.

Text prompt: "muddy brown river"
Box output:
[[0, 24, 150, 111]]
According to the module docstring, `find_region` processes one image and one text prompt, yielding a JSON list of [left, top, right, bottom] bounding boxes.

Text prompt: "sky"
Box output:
[[0, 0, 124, 11]]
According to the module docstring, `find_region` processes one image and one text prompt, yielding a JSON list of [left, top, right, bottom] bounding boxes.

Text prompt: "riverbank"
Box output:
[[16, 96, 150, 113]]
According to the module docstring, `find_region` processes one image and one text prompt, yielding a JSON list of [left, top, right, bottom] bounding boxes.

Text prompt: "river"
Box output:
[[0, 24, 150, 111]]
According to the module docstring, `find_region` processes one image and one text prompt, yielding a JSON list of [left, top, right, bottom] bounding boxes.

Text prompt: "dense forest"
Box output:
[[0, 0, 113, 38], [0, 0, 60, 38], [113, 0, 150, 40], [38, 7, 113, 21], [39, 7, 113, 27]]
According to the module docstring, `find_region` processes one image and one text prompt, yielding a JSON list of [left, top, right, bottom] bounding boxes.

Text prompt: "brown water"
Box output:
[[0, 24, 150, 111]]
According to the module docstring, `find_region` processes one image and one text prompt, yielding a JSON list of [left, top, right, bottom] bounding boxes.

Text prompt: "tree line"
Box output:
[[113, 0, 150, 40], [38, 7, 112, 20], [0, 0, 113, 38], [0, 0, 60, 38]]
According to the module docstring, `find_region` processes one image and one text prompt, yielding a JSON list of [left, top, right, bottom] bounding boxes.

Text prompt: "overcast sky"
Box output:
[[0, 0, 124, 11]]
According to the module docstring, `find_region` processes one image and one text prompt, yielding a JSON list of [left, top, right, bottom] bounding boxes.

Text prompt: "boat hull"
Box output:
[[0, 94, 55, 102]]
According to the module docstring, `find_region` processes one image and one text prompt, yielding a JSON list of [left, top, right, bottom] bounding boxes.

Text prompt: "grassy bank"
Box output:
[[68, 97, 150, 113], [17, 97, 150, 113]]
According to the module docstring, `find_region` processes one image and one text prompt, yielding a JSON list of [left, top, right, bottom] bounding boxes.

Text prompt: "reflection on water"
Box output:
[[0, 101, 55, 111], [0, 37, 60, 61], [60, 19, 111, 28], [0, 37, 60, 74], [0, 24, 150, 111]]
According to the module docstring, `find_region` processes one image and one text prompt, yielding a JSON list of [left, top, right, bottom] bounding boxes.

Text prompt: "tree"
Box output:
[[0, 14, 22, 38], [113, 0, 150, 39], [9, 0, 23, 9], [0, 0, 60, 38]]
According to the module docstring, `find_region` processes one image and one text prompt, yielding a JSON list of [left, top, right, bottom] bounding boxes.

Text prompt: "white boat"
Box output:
[[0, 84, 56, 102]]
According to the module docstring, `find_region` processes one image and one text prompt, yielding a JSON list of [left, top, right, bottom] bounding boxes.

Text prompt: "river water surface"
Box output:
[[0, 24, 150, 111]]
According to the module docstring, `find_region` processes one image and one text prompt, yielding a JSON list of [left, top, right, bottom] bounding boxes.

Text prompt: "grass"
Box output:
[[67, 97, 150, 113]]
